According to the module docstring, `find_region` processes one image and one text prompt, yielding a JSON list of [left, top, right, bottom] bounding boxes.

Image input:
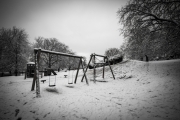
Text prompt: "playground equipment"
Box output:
[[47, 68, 57, 87], [68, 69, 73, 84], [41, 80, 46, 83], [31, 48, 88, 97], [67, 68, 77, 84], [81, 53, 115, 83]]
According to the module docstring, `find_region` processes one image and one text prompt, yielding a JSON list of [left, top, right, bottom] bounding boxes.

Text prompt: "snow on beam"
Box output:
[[94, 53, 107, 58], [34, 48, 83, 58]]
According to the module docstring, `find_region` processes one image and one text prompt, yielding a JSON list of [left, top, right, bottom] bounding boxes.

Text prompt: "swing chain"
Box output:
[[68, 56, 73, 84]]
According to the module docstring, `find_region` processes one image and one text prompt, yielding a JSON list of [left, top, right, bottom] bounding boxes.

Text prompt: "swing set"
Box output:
[[31, 48, 88, 97], [81, 53, 115, 82]]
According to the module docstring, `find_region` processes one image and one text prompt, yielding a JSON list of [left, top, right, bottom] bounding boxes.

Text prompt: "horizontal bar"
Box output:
[[34, 48, 83, 58], [94, 62, 106, 64], [94, 53, 107, 58]]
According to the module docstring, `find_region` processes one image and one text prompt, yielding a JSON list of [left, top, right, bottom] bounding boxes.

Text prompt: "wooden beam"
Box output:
[[34, 48, 83, 59], [94, 53, 107, 58]]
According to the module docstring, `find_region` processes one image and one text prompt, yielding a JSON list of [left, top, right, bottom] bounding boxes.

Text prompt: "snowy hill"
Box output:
[[0, 59, 180, 120]]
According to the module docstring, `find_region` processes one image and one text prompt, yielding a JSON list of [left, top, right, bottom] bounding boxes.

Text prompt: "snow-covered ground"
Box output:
[[0, 59, 180, 120]]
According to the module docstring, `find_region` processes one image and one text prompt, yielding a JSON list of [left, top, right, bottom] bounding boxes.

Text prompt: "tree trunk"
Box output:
[[15, 42, 18, 76], [48, 53, 51, 68]]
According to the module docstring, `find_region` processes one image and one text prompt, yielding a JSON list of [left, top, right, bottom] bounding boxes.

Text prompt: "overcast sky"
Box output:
[[0, 0, 127, 60]]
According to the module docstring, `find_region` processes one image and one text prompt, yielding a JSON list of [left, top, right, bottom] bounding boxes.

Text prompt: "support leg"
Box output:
[[31, 72, 36, 91], [93, 54, 96, 83], [31, 51, 37, 91], [74, 58, 81, 84], [102, 57, 105, 79], [107, 57, 115, 80], [36, 49, 41, 97], [81, 54, 93, 82], [80, 58, 89, 85]]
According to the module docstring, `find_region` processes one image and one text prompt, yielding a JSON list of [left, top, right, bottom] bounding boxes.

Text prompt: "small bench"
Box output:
[[64, 75, 68, 78], [41, 80, 46, 83]]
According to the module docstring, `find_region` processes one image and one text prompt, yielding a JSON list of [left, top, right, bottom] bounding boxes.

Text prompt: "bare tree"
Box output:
[[0, 26, 29, 75], [117, 0, 180, 60], [33, 37, 75, 69], [105, 48, 121, 58]]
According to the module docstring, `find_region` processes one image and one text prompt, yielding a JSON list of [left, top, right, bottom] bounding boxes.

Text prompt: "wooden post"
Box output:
[[24, 69, 27, 80], [93, 54, 96, 82], [81, 54, 93, 82], [106, 57, 115, 80], [31, 49, 41, 97], [74, 58, 81, 84], [31, 50, 37, 91], [35, 49, 41, 97], [102, 57, 105, 79]]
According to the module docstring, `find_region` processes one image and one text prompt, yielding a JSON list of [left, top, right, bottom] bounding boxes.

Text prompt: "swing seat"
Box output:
[[68, 82, 73, 84], [41, 80, 46, 83], [47, 69, 57, 87], [49, 85, 56, 87]]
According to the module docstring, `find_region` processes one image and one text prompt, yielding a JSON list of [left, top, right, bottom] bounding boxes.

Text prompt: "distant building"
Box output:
[[26, 62, 35, 78]]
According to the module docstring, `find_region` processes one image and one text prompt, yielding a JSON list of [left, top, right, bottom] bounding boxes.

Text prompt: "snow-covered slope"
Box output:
[[0, 59, 180, 120]]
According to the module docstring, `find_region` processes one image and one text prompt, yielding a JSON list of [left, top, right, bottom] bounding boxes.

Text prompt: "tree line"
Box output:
[[0, 27, 29, 76], [96, 0, 180, 66], [88, 48, 124, 69], [0, 26, 120, 76], [0, 27, 84, 76], [2, 0, 178, 75]]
